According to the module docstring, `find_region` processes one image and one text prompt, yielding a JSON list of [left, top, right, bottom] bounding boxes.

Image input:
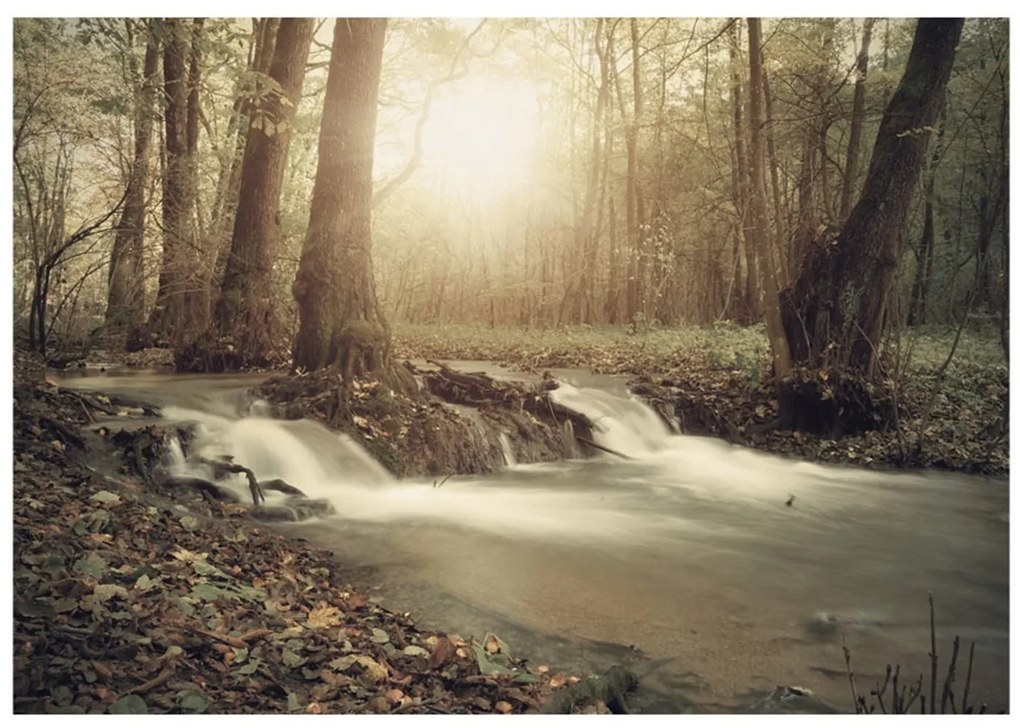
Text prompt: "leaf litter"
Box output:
[[12, 359, 571, 714]]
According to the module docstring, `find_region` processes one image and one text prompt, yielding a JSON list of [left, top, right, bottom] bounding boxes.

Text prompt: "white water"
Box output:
[[56, 368, 1010, 712]]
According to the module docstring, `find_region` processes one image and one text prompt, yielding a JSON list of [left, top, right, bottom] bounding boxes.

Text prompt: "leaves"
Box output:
[[109, 695, 147, 714], [306, 603, 343, 629]]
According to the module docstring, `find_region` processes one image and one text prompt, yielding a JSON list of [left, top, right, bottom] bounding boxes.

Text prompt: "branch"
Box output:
[[373, 20, 490, 209]]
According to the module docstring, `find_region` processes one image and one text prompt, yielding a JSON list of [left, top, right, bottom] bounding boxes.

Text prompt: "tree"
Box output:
[[747, 18, 791, 376], [778, 18, 965, 431], [838, 18, 876, 221], [106, 20, 159, 341], [291, 18, 396, 380], [148, 18, 205, 345], [180, 18, 315, 371]]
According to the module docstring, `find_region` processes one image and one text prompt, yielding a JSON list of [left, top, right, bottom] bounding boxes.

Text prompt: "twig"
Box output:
[[576, 435, 632, 460], [432, 474, 453, 489], [124, 663, 176, 695], [172, 620, 248, 649], [928, 591, 937, 713], [940, 634, 960, 713], [871, 663, 892, 714], [962, 640, 975, 714], [901, 673, 923, 713], [843, 636, 861, 713]]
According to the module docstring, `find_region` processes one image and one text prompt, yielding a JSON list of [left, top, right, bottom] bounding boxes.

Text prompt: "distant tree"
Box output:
[[292, 18, 405, 386], [106, 19, 159, 342]]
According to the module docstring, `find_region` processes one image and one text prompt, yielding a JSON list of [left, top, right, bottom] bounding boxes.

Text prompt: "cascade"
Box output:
[[549, 383, 671, 458]]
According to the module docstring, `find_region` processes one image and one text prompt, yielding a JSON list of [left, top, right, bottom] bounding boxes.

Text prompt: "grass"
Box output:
[[392, 321, 1006, 377]]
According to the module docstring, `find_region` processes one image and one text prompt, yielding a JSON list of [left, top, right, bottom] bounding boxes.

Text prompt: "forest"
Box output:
[[12, 16, 1010, 715]]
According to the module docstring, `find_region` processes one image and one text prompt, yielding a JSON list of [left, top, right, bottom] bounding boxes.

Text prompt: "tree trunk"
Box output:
[[838, 18, 876, 221], [907, 194, 935, 326], [106, 20, 158, 341], [292, 19, 398, 384], [747, 18, 792, 377], [781, 19, 964, 378], [179, 19, 315, 372], [148, 18, 203, 345], [727, 20, 758, 323], [209, 18, 281, 291]]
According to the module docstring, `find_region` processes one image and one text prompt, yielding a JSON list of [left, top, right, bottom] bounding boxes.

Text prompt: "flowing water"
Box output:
[[57, 366, 1010, 713]]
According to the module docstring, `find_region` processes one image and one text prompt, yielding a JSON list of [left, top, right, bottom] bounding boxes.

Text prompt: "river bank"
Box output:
[[12, 349, 594, 714]]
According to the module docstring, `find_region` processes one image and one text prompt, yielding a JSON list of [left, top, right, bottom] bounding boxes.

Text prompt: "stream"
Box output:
[[56, 365, 1010, 713]]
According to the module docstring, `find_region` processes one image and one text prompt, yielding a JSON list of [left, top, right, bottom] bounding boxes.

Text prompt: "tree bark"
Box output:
[[292, 19, 396, 382], [182, 19, 315, 372], [106, 20, 158, 340], [781, 18, 964, 376], [148, 18, 203, 345]]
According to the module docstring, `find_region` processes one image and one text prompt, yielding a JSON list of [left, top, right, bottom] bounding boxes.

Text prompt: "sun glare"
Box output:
[[419, 75, 541, 201]]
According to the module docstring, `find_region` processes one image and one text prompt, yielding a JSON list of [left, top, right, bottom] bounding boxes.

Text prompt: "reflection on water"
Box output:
[[57, 366, 1010, 713]]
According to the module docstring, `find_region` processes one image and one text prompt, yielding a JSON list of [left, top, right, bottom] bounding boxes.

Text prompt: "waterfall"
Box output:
[[549, 383, 671, 458], [498, 432, 517, 467]]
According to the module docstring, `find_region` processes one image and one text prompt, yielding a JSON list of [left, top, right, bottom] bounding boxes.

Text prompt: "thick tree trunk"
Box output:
[[106, 21, 158, 340], [292, 19, 397, 384], [182, 19, 315, 372], [781, 19, 964, 378], [209, 18, 281, 291]]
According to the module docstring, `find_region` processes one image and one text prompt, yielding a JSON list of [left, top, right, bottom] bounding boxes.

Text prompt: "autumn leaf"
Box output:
[[306, 604, 343, 629], [426, 635, 455, 670]]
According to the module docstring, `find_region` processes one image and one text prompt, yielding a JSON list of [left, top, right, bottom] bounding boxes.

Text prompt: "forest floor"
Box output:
[[12, 349, 614, 715], [393, 321, 1009, 475]]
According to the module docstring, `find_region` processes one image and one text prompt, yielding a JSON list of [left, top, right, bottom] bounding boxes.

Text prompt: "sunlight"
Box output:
[[419, 74, 541, 201]]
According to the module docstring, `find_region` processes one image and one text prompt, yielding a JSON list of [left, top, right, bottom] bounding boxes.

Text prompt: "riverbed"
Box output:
[[56, 366, 1010, 713]]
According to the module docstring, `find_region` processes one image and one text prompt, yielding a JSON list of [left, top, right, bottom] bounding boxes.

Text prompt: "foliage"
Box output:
[[12, 369, 575, 714]]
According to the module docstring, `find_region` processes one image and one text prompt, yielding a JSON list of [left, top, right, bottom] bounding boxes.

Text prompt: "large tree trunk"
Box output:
[[181, 19, 314, 372], [106, 20, 158, 341], [779, 18, 964, 432], [209, 18, 281, 292], [292, 19, 395, 381]]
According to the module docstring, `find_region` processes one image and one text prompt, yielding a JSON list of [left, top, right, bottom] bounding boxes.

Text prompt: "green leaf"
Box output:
[[282, 649, 305, 668], [191, 583, 226, 602], [89, 490, 121, 504], [329, 655, 357, 671], [179, 515, 200, 532], [109, 695, 147, 714], [72, 553, 108, 579], [178, 690, 208, 714], [402, 645, 429, 658], [370, 628, 389, 644], [512, 672, 540, 684], [192, 561, 226, 578], [236, 657, 260, 675], [287, 692, 301, 712], [471, 643, 515, 677]]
